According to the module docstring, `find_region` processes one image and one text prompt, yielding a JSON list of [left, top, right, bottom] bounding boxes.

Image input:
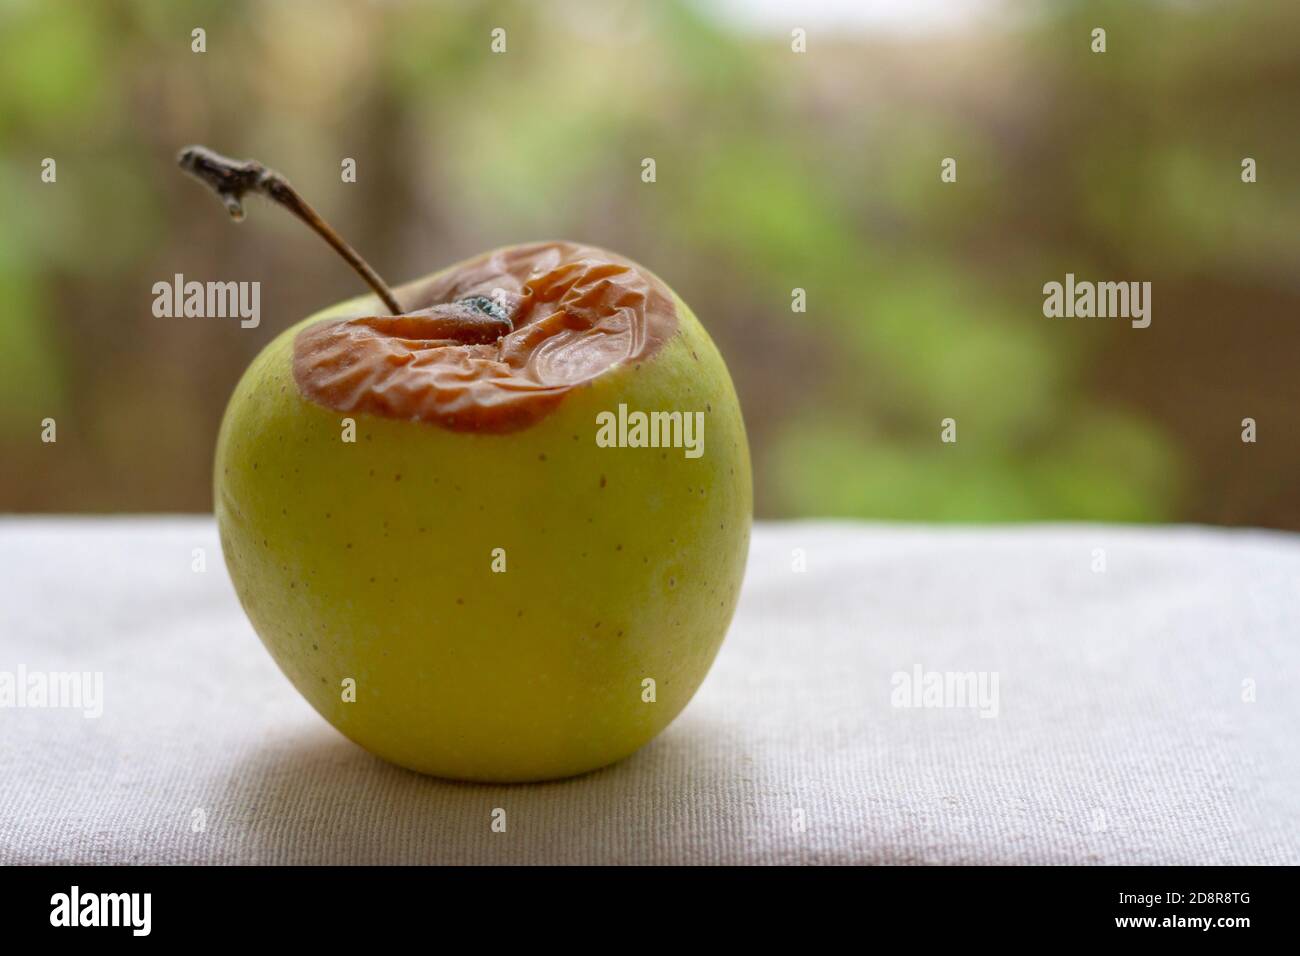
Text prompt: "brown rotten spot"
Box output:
[[293, 242, 677, 433]]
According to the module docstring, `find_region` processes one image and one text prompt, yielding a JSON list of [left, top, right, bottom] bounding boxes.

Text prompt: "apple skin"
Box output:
[[215, 247, 752, 782]]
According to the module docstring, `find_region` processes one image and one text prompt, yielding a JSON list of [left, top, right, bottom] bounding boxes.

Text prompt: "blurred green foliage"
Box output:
[[1, 0, 1297, 525]]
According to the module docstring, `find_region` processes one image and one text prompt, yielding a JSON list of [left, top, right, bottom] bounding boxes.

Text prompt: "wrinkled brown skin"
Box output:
[[293, 241, 678, 432]]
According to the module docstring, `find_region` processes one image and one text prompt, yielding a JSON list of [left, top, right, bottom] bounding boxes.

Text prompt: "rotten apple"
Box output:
[[181, 146, 751, 782]]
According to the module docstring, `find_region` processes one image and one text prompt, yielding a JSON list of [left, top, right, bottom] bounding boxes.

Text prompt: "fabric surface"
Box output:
[[1, 517, 1296, 865]]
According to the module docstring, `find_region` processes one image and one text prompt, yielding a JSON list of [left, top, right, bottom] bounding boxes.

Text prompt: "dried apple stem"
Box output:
[[177, 145, 402, 315]]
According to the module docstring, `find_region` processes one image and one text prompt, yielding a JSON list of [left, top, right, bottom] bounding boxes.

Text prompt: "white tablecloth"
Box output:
[[1, 518, 1296, 865]]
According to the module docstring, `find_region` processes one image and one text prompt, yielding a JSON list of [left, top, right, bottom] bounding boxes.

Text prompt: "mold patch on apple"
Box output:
[[186, 146, 752, 782]]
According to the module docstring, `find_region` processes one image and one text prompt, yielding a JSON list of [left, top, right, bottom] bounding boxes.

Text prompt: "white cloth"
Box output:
[[1, 518, 1296, 865]]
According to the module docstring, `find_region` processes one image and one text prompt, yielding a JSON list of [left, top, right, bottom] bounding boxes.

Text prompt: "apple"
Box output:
[[182, 147, 751, 782]]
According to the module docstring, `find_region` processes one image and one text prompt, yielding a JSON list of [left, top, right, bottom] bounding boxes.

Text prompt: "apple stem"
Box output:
[[177, 145, 403, 315]]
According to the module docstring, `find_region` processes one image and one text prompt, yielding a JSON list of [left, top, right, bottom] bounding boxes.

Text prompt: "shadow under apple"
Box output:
[[211, 712, 769, 864]]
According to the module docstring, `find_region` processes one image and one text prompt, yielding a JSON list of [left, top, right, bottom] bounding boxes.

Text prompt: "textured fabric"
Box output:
[[1, 517, 1296, 865]]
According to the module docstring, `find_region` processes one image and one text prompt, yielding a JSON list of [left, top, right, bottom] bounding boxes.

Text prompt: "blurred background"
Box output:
[[2, 0, 1297, 526]]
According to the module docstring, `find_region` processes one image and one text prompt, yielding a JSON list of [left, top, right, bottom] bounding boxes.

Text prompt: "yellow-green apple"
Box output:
[[182, 147, 751, 781]]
